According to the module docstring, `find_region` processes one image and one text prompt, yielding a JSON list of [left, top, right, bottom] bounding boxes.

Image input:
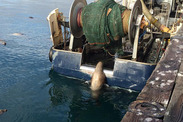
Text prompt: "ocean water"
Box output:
[[0, 0, 138, 121]]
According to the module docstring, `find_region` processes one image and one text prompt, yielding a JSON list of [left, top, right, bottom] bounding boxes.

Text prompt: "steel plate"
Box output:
[[128, 0, 142, 45], [69, 0, 87, 38]]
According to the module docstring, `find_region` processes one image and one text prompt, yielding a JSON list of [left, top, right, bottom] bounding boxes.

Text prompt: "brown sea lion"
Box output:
[[11, 33, 24, 36], [0, 40, 6, 45], [90, 61, 106, 91], [0, 109, 7, 115]]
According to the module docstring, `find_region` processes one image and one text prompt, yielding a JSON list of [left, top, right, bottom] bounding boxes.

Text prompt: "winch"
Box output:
[[69, 0, 142, 45], [69, 0, 145, 59]]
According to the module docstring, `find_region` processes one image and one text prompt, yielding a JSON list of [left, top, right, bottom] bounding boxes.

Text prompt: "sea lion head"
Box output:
[[0, 109, 7, 115], [90, 61, 106, 91], [95, 61, 103, 71]]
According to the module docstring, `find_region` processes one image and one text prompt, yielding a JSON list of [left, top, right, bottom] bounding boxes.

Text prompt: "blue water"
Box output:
[[0, 0, 138, 121]]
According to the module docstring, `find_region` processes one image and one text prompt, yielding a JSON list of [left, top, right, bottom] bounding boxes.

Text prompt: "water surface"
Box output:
[[0, 0, 138, 121]]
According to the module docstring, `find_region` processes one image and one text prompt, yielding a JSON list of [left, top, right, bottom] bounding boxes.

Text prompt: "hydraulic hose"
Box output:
[[139, 0, 170, 33]]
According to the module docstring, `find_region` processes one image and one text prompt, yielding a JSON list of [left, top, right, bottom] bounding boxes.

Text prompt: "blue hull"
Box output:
[[51, 48, 156, 91]]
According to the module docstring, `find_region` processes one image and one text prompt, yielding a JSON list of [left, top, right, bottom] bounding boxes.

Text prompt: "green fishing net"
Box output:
[[81, 0, 127, 49]]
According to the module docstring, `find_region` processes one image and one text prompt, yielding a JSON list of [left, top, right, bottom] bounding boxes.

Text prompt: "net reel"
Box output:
[[69, 0, 143, 47]]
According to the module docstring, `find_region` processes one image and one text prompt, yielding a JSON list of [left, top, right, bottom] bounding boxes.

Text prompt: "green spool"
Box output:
[[81, 0, 127, 48]]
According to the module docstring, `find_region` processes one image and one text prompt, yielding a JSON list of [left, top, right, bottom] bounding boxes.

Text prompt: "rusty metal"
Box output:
[[77, 8, 83, 28]]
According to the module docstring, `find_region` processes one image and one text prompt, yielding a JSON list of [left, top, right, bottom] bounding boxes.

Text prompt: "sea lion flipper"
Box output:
[[104, 84, 109, 87], [85, 80, 91, 84]]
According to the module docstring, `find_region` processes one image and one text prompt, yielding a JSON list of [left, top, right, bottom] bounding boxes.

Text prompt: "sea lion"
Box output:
[[11, 33, 24, 36], [0, 109, 7, 115], [29, 16, 34, 19], [90, 61, 106, 91], [0, 40, 6, 45]]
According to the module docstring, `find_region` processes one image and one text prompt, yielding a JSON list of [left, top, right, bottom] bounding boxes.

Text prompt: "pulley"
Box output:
[[128, 0, 142, 44], [69, 0, 87, 38]]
